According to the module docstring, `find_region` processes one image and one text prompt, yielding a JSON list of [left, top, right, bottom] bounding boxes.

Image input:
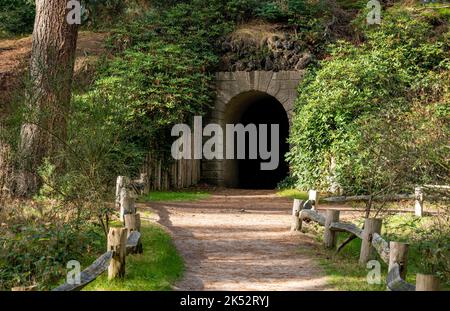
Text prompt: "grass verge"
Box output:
[[140, 191, 210, 202], [276, 189, 308, 200], [302, 214, 450, 291], [84, 221, 184, 291]]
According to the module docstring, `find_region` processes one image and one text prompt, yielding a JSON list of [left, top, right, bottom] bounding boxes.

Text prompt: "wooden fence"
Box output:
[[322, 185, 449, 217], [141, 152, 201, 191], [52, 176, 143, 291], [291, 194, 441, 291]]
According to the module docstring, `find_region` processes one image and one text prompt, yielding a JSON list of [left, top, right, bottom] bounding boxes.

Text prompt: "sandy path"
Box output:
[[146, 189, 332, 291]]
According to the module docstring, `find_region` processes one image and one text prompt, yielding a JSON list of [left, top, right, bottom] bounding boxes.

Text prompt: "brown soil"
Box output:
[[0, 31, 107, 114], [145, 189, 335, 291]]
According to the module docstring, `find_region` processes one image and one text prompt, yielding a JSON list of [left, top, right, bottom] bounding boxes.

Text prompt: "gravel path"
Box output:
[[147, 189, 332, 291]]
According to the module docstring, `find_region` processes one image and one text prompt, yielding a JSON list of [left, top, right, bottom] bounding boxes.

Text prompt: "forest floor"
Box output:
[[144, 189, 342, 291]]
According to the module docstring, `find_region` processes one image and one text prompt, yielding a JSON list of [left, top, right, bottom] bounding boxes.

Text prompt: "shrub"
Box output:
[[287, 9, 449, 196], [0, 200, 105, 290], [0, 0, 35, 36]]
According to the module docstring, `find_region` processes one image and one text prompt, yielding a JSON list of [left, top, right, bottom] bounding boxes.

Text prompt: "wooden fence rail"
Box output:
[[292, 194, 441, 291], [321, 185, 448, 217], [52, 176, 143, 292]]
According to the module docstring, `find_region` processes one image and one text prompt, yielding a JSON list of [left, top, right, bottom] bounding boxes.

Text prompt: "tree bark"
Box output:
[[17, 0, 78, 197]]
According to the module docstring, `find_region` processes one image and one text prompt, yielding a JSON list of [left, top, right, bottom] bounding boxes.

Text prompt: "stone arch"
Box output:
[[202, 71, 303, 187]]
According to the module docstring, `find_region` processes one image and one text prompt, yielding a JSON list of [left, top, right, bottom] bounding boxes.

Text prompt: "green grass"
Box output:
[[302, 214, 450, 291], [276, 189, 308, 200], [140, 191, 210, 202], [84, 221, 184, 291], [314, 234, 387, 291]]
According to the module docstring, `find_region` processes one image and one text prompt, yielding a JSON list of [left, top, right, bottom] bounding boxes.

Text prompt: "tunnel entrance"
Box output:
[[224, 91, 290, 189]]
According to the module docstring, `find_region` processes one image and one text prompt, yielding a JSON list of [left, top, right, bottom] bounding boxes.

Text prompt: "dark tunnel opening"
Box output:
[[224, 92, 289, 189]]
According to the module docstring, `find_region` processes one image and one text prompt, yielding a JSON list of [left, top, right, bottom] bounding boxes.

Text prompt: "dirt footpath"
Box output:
[[147, 189, 332, 291]]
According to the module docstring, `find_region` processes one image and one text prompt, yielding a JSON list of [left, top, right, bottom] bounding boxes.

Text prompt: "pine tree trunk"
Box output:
[[17, 0, 78, 196]]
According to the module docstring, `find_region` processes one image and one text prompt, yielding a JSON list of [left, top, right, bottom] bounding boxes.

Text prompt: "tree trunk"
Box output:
[[0, 138, 13, 197], [17, 0, 78, 197]]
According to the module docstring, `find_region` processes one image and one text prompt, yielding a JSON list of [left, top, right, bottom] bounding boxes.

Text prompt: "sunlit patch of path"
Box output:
[[146, 189, 333, 291]]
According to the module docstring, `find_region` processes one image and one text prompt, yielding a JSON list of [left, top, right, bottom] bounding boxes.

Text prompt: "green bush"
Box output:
[[0, 0, 35, 36], [256, 0, 326, 23], [287, 8, 449, 194], [83, 0, 248, 162], [0, 206, 104, 290]]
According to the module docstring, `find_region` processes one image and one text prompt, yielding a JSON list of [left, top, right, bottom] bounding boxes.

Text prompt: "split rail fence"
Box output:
[[291, 190, 442, 291], [322, 185, 449, 217], [52, 176, 144, 291]]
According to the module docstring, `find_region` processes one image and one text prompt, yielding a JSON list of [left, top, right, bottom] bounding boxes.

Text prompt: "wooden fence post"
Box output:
[[107, 228, 127, 280], [124, 213, 143, 254], [388, 242, 409, 280], [124, 213, 141, 233], [119, 186, 136, 222], [324, 210, 340, 249], [291, 199, 304, 232], [415, 186, 424, 217], [359, 218, 382, 265], [116, 176, 125, 220], [416, 274, 440, 291], [308, 190, 319, 210]]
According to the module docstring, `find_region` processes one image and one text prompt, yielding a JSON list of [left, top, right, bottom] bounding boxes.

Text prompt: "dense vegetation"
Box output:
[[0, 0, 35, 37], [287, 6, 449, 197], [0, 0, 448, 290], [1, 0, 335, 290]]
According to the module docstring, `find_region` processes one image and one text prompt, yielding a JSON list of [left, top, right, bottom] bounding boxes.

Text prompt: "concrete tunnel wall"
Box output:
[[202, 71, 304, 187]]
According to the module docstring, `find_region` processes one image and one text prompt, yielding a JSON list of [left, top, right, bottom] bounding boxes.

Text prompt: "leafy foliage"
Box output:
[[287, 8, 449, 196], [0, 201, 105, 290], [0, 0, 35, 36]]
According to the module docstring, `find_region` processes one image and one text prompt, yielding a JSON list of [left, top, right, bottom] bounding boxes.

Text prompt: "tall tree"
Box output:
[[17, 0, 79, 196]]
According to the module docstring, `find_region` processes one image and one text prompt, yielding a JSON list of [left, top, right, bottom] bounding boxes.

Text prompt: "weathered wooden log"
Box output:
[[415, 186, 424, 217], [300, 209, 325, 226], [107, 228, 127, 280], [124, 213, 141, 233], [125, 214, 143, 254], [387, 263, 416, 291], [416, 274, 440, 291], [324, 210, 340, 249], [330, 222, 363, 239], [303, 200, 313, 210], [53, 251, 113, 291], [308, 190, 319, 210], [359, 218, 382, 265], [388, 242, 409, 280], [322, 194, 414, 203], [291, 199, 304, 232], [126, 231, 142, 255], [371, 233, 390, 264], [11, 285, 37, 291], [119, 187, 136, 221]]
